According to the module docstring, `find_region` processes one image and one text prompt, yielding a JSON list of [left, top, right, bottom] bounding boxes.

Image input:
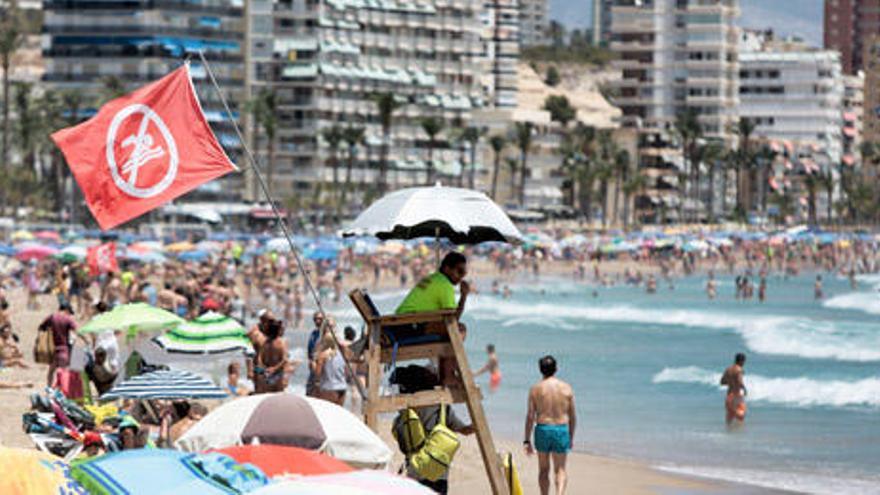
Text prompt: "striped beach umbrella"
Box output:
[[176, 394, 392, 469], [100, 369, 227, 401], [154, 312, 253, 356]]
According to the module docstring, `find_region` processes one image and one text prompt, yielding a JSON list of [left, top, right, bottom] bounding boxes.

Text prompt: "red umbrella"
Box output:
[[215, 445, 354, 478]]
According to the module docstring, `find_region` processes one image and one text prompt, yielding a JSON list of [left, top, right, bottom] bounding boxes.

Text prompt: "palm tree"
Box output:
[[564, 123, 596, 219], [622, 173, 647, 231], [321, 125, 345, 211], [674, 109, 702, 222], [505, 157, 518, 202], [514, 122, 534, 206], [38, 89, 66, 216], [60, 90, 84, 222], [488, 135, 506, 200], [734, 117, 756, 218], [594, 129, 615, 227], [805, 173, 818, 226], [612, 149, 631, 228], [99, 75, 127, 104], [341, 125, 365, 210], [820, 169, 835, 225], [0, 1, 23, 172], [248, 89, 278, 195], [697, 141, 724, 222], [370, 93, 402, 193], [420, 116, 444, 185], [462, 126, 483, 189]]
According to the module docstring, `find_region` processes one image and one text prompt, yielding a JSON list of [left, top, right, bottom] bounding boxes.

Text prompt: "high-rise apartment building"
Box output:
[[261, 0, 488, 197], [863, 35, 880, 143], [42, 0, 246, 199], [592, 0, 613, 46], [739, 39, 844, 165], [823, 0, 880, 75], [518, 0, 548, 47], [608, 0, 740, 223], [482, 0, 520, 107]]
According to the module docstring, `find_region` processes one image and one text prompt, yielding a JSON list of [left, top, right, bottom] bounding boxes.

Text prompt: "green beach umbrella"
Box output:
[[80, 303, 184, 337], [153, 312, 253, 356]]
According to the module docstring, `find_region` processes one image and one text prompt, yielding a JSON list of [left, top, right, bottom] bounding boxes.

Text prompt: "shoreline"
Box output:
[[1, 268, 803, 495]]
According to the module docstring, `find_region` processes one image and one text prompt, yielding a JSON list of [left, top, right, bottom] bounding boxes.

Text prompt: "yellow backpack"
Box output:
[[392, 408, 426, 455], [408, 405, 460, 481]]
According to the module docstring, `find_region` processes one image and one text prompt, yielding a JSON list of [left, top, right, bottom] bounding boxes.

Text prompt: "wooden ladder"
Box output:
[[350, 289, 509, 495]]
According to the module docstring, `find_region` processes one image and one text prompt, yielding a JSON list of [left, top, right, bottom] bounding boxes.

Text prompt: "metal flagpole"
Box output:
[[196, 51, 367, 401]]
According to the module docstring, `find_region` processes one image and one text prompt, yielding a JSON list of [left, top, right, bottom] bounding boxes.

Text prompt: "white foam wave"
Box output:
[[470, 297, 880, 362], [824, 292, 880, 315], [656, 465, 880, 495], [652, 366, 880, 409]]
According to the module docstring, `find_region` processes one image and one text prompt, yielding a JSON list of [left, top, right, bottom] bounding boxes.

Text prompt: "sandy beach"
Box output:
[[0, 277, 796, 495]]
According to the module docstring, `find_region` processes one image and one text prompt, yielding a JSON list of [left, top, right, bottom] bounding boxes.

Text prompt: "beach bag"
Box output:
[[408, 405, 460, 482], [33, 328, 54, 364], [392, 408, 426, 455]]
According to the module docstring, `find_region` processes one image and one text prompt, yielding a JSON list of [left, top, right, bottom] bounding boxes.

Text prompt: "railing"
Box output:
[[43, 24, 243, 39], [44, 0, 243, 16]]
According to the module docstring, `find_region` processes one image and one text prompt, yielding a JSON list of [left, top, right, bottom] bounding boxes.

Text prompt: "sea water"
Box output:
[[329, 274, 880, 495]]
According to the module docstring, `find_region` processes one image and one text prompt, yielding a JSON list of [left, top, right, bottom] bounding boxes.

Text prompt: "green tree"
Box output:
[[99, 75, 127, 104], [321, 125, 345, 211], [420, 116, 444, 185], [61, 90, 85, 222], [248, 89, 278, 195], [622, 173, 647, 231], [697, 141, 725, 222], [341, 125, 365, 209], [543, 94, 576, 128], [505, 156, 518, 202], [0, 0, 24, 173], [513, 122, 534, 206], [461, 126, 482, 189], [488, 135, 506, 200], [545, 66, 561, 87], [370, 93, 402, 193], [612, 148, 631, 228], [734, 117, 756, 218], [673, 109, 702, 222]]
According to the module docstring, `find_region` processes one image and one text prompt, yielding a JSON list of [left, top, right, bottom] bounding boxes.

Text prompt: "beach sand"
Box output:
[[1, 276, 785, 495]]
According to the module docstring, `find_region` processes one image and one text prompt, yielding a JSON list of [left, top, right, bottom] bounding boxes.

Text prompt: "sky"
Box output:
[[551, 0, 825, 48]]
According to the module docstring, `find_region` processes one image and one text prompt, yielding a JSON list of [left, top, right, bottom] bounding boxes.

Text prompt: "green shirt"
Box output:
[[395, 271, 457, 314]]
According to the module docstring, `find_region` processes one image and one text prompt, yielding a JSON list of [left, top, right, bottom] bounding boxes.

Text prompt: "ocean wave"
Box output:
[[469, 297, 880, 362], [652, 366, 880, 409], [824, 292, 880, 315], [656, 464, 880, 495]]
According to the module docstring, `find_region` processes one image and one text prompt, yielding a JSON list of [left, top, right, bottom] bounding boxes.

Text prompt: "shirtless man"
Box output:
[[524, 355, 576, 495], [814, 275, 824, 300], [475, 344, 501, 392], [254, 318, 288, 393], [706, 272, 717, 300], [720, 353, 748, 427]]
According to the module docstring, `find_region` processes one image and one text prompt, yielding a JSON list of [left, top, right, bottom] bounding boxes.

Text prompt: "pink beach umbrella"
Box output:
[[250, 470, 435, 495], [15, 243, 59, 262], [34, 230, 61, 242]]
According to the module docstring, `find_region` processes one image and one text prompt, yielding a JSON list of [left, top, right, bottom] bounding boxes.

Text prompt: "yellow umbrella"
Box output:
[[165, 241, 196, 253], [0, 447, 87, 494], [11, 230, 34, 241]]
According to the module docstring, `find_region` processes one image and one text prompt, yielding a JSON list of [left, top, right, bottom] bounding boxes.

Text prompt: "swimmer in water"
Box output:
[[475, 344, 502, 392]]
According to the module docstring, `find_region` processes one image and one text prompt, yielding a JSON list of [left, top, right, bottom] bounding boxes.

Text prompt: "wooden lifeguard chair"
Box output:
[[349, 289, 509, 494]]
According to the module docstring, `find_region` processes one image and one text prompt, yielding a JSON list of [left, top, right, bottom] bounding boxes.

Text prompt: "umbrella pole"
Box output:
[[198, 51, 367, 402]]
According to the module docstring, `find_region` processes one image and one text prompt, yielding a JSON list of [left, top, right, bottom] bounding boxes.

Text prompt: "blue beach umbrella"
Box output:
[[178, 250, 210, 262], [71, 449, 267, 495]]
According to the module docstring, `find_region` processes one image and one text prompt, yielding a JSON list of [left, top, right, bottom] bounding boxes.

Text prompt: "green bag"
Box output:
[[408, 405, 460, 482], [392, 408, 426, 455]]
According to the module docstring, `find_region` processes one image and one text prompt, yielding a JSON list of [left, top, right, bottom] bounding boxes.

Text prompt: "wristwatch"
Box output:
[[522, 439, 531, 445]]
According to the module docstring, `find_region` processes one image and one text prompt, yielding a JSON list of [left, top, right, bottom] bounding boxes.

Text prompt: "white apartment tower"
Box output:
[[608, 0, 740, 223], [481, 0, 520, 107], [738, 48, 845, 165], [518, 0, 548, 47], [258, 0, 489, 198]]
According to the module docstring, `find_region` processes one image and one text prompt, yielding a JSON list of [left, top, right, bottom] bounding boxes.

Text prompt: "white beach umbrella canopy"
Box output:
[[343, 184, 523, 244]]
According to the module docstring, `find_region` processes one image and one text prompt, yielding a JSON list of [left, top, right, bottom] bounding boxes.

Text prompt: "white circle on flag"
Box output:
[[105, 103, 179, 199]]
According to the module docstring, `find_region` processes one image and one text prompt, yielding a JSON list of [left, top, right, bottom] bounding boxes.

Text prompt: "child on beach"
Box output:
[[475, 344, 501, 392]]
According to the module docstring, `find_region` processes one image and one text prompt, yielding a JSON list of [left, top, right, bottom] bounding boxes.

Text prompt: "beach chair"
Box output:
[[349, 289, 508, 495]]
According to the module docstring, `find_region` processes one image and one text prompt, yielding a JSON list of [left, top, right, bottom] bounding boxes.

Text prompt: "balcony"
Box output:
[[609, 40, 655, 52]]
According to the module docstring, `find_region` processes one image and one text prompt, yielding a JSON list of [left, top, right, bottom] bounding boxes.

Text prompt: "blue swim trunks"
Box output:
[[534, 423, 571, 454]]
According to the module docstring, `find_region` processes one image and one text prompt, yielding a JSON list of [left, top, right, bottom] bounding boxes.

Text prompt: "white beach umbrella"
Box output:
[[343, 184, 522, 245]]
